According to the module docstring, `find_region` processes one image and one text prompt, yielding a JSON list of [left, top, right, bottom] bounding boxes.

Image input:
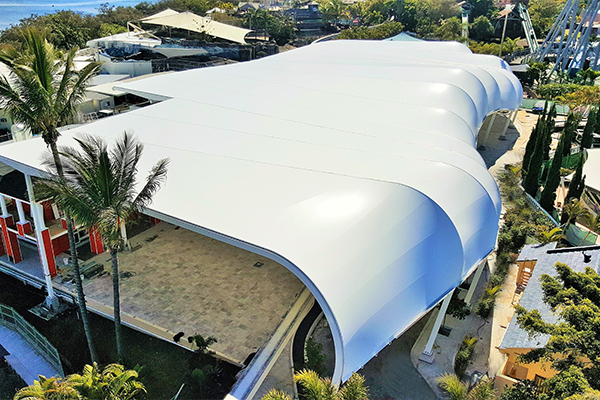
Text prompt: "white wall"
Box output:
[[99, 54, 152, 77]]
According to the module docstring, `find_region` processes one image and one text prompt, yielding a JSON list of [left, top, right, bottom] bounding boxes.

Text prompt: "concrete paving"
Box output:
[[0, 325, 60, 385], [360, 315, 437, 400], [81, 222, 306, 365]]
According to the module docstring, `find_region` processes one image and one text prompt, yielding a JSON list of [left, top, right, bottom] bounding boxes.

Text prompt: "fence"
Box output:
[[0, 303, 64, 377]]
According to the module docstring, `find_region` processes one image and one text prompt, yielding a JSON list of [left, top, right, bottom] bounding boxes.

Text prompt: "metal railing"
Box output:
[[0, 303, 64, 377]]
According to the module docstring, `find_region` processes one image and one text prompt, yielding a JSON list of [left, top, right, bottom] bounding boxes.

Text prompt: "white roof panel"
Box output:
[[0, 40, 521, 382]]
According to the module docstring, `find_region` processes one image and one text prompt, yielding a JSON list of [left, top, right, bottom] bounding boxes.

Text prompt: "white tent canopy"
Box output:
[[0, 40, 521, 382], [141, 9, 253, 44]]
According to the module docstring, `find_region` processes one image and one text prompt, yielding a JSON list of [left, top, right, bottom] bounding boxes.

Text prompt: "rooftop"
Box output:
[[501, 243, 600, 349]]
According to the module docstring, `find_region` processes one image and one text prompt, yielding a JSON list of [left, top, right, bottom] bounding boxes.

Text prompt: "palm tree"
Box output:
[[561, 199, 592, 229], [14, 375, 78, 400], [293, 369, 369, 400], [579, 213, 600, 246], [14, 364, 146, 400], [36, 132, 168, 362], [67, 363, 146, 400], [538, 227, 566, 244], [0, 28, 101, 363]]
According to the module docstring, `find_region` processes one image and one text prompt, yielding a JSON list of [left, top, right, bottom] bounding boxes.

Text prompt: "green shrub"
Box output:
[[304, 337, 326, 377], [337, 22, 404, 40], [537, 83, 583, 100], [454, 336, 477, 378]]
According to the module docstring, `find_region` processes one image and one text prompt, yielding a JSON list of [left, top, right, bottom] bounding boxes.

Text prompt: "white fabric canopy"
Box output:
[[0, 40, 521, 382], [141, 9, 253, 44]]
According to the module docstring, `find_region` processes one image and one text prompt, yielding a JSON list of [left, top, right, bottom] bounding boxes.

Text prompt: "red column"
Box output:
[[89, 226, 104, 254], [16, 221, 32, 235], [0, 215, 22, 263], [38, 228, 57, 277]]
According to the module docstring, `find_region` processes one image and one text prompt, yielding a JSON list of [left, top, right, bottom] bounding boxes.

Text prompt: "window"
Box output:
[[0, 118, 7, 123]]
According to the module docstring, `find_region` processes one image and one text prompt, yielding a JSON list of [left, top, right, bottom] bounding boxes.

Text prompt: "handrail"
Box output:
[[0, 303, 64, 377]]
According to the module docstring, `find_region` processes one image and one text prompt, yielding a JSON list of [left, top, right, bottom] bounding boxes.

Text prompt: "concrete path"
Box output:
[[0, 325, 60, 385]]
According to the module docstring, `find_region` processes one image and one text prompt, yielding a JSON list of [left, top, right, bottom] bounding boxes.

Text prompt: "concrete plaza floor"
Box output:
[[80, 222, 305, 364]]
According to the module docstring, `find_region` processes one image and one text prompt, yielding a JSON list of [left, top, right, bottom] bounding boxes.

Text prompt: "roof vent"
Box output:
[[583, 251, 592, 263]]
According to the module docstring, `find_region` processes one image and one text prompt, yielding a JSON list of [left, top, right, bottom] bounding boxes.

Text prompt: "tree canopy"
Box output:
[[514, 262, 600, 393]]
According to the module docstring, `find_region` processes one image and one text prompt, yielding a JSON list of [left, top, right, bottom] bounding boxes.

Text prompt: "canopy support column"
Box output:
[[465, 259, 487, 306], [421, 289, 454, 359], [478, 113, 496, 150], [499, 110, 514, 140]]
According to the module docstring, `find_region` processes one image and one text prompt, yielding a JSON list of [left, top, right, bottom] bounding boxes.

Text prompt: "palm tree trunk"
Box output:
[[49, 140, 98, 363], [110, 247, 124, 362]]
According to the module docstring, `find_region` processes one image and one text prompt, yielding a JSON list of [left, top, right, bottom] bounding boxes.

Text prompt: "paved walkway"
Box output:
[[0, 325, 60, 385], [360, 315, 437, 400], [81, 222, 306, 365]]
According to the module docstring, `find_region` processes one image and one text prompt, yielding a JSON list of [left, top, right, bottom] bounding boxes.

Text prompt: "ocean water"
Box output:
[[0, 0, 151, 30]]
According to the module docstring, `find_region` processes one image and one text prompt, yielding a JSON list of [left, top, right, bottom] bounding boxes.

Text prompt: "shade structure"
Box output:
[[0, 40, 522, 382], [141, 9, 253, 44]]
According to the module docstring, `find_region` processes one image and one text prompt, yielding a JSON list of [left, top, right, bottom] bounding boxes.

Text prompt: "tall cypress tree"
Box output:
[[523, 119, 547, 197], [595, 103, 600, 134], [581, 108, 597, 149], [539, 133, 565, 213], [566, 155, 586, 202], [523, 114, 542, 179], [562, 113, 580, 157], [543, 103, 557, 161]]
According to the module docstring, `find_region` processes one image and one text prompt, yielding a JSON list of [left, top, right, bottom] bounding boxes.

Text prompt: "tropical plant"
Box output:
[[537, 227, 566, 243], [454, 335, 477, 378], [14, 375, 78, 400], [527, 62, 550, 88], [558, 86, 600, 113], [579, 213, 600, 246], [14, 364, 145, 400], [36, 132, 169, 362], [318, 0, 347, 24], [293, 369, 369, 400], [0, 27, 101, 363], [304, 337, 327, 377], [262, 389, 292, 400], [67, 363, 146, 400], [437, 373, 495, 400], [561, 199, 592, 228]]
